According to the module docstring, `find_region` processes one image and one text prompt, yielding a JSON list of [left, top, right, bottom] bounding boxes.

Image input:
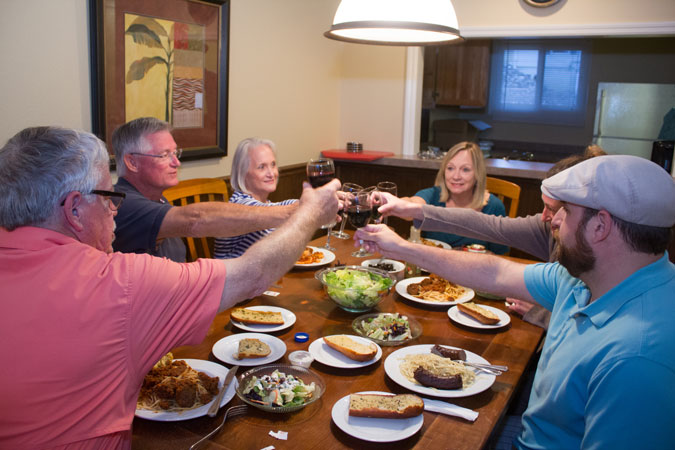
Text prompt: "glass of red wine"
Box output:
[[306, 158, 336, 250], [347, 189, 373, 257], [332, 182, 363, 239]]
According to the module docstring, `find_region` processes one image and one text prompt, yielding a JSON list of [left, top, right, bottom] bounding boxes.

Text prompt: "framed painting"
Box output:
[[89, 0, 229, 165]]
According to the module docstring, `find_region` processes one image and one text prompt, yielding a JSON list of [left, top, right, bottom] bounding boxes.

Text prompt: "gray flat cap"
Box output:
[[542, 155, 675, 227]]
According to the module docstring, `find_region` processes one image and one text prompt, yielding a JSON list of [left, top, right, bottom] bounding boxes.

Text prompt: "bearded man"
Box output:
[[354, 155, 675, 449]]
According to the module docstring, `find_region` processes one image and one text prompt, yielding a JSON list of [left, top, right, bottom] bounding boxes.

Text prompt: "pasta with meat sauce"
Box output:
[[137, 353, 220, 412], [406, 274, 469, 302]]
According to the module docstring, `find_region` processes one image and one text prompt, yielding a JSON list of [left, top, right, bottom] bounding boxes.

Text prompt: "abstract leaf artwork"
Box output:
[[124, 14, 205, 128]]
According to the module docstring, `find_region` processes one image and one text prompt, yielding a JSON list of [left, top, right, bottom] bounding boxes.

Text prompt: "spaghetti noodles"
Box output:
[[406, 274, 469, 302], [137, 353, 220, 413], [399, 353, 476, 389]]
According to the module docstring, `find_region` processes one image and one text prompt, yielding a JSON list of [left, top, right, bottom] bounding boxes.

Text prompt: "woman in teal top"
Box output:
[[411, 141, 509, 254]]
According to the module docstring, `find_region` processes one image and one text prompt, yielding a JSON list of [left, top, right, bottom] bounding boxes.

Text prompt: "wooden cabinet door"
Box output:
[[427, 40, 491, 107]]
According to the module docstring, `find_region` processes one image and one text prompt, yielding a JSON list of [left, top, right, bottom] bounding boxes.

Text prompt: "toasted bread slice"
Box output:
[[323, 335, 377, 362], [236, 338, 271, 359], [349, 393, 423, 419], [231, 308, 284, 325], [457, 302, 500, 325]]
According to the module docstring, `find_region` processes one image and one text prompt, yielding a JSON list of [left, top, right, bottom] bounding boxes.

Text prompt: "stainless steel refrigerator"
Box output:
[[592, 82, 675, 166]]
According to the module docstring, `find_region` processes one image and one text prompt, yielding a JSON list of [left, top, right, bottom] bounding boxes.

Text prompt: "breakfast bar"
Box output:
[[131, 236, 545, 450]]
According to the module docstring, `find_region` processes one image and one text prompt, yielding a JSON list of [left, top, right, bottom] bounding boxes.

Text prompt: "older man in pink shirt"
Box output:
[[0, 126, 340, 449]]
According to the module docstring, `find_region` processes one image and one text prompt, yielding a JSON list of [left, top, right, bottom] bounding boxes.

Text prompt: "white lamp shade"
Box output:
[[325, 0, 462, 46]]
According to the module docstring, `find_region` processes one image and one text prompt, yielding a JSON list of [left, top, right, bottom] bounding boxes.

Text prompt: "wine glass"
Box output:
[[332, 182, 363, 239], [376, 181, 397, 225], [306, 158, 336, 250], [347, 189, 373, 257]]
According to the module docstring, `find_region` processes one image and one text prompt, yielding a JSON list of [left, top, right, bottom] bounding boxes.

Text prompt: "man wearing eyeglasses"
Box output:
[[0, 126, 340, 449], [112, 117, 296, 261]]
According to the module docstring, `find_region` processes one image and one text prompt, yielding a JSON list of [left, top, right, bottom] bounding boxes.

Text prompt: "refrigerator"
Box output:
[[592, 82, 675, 164]]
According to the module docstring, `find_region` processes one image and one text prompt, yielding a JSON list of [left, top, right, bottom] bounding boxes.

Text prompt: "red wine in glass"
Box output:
[[347, 206, 372, 228], [308, 172, 335, 188]]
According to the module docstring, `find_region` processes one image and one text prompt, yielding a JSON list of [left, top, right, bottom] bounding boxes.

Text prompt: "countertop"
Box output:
[[331, 153, 554, 180]]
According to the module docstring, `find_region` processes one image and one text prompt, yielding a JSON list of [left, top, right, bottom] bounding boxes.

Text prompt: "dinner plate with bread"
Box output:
[[308, 335, 382, 368], [448, 302, 511, 329], [229, 306, 296, 333], [331, 391, 424, 442], [212, 332, 286, 366]]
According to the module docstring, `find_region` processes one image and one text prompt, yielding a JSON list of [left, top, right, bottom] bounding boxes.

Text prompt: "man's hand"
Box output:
[[506, 298, 535, 316], [376, 193, 424, 221], [354, 223, 408, 259], [297, 178, 341, 228]]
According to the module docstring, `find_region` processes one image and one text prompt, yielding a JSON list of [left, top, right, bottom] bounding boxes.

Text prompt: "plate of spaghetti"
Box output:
[[136, 355, 237, 421], [384, 345, 496, 398], [395, 275, 474, 306], [294, 246, 335, 268]]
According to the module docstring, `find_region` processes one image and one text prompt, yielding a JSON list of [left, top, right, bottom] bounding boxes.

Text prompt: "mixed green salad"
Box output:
[[362, 313, 412, 341], [322, 268, 394, 309], [242, 370, 316, 407]]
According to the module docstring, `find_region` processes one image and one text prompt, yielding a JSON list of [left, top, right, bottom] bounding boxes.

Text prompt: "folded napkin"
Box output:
[[423, 398, 479, 422]]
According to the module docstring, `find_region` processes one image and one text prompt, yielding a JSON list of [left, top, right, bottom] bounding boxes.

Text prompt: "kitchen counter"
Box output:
[[328, 153, 554, 180]]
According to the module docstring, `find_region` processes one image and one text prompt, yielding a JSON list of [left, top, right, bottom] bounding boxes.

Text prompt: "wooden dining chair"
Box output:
[[486, 177, 521, 218], [162, 178, 229, 261]]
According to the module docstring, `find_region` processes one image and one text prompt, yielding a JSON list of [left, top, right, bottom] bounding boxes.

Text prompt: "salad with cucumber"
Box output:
[[241, 370, 316, 407], [322, 268, 394, 309], [361, 313, 412, 341]]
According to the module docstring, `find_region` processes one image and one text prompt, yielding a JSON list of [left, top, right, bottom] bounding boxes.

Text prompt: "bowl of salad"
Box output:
[[315, 265, 396, 313], [236, 364, 325, 413], [352, 312, 422, 346]]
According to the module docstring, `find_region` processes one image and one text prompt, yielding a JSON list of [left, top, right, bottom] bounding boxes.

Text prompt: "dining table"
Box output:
[[131, 234, 545, 450]]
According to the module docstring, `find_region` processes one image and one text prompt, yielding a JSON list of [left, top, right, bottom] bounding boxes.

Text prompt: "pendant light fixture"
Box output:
[[324, 0, 462, 46]]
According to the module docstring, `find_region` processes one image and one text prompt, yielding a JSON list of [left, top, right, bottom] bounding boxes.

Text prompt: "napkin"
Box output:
[[423, 398, 479, 422]]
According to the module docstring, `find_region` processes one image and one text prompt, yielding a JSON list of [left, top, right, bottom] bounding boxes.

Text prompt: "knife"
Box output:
[[423, 398, 478, 422], [207, 365, 239, 417]]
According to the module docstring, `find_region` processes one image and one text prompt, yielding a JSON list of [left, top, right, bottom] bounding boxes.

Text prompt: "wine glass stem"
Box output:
[[338, 213, 347, 234]]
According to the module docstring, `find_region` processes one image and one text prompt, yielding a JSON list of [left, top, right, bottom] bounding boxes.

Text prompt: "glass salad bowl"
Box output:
[[235, 364, 325, 413], [352, 312, 422, 346], [315, 265, 396, 313]]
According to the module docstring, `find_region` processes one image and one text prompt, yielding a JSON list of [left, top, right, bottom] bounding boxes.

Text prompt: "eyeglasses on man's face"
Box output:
[[60, 190, 126, 210], [129, 148, 182, 161]]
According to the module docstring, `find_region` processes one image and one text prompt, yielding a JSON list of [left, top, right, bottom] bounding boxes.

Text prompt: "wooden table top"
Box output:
[[132, 235, 544, 450]]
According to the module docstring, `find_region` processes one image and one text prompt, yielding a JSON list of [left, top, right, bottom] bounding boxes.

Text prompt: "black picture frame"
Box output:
[[89, 0, 230, 168]]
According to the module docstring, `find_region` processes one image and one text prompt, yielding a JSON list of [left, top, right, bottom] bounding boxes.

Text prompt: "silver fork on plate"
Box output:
[[189, 405, 248, 450]]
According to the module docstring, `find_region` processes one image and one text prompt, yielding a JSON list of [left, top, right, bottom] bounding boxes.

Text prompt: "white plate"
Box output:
[[308, 336, 382, 369], [212, 333, 287, 366], [421, 238, 452, 250], [135, 359, 237, 421], [294, 246, 336, 268], [331, 391, 424, 442], [384, 345, 496, 398], [395, 277, 475, 306], [448, 304, 511, 329], [230, 306, 296, 333]]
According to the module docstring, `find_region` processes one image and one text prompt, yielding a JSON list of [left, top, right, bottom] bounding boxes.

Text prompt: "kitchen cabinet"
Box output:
[[423, 40, 491, 108]]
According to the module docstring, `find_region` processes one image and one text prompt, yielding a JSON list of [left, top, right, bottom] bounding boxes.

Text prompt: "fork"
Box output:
[[189, 405, 248, 450]]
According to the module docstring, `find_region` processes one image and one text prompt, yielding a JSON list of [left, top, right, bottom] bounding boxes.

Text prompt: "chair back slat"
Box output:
[[486, 177, 521, 219], [163, 178, 229, 261]]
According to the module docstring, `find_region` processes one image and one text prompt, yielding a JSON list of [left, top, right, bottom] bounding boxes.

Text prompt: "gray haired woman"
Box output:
[[214, 138, 297, 259]]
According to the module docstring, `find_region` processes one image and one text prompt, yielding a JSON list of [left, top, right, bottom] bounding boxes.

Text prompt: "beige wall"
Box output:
[[1, 0, 672, 179]]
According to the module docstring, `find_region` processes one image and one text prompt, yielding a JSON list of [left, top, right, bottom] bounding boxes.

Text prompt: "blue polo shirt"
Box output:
[[517, 255, 675, 449]]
